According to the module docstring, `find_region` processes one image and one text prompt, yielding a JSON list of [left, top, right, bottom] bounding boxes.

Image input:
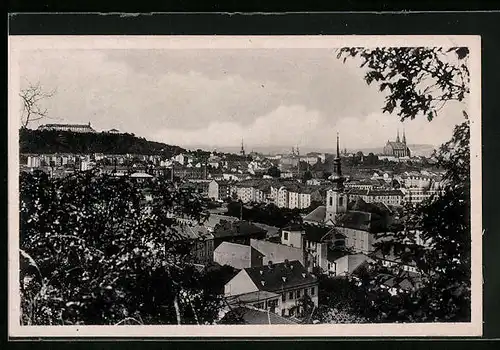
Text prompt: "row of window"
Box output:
[[281, 286, 316, 302]]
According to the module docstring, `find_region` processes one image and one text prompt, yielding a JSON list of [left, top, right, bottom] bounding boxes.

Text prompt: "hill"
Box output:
[[19, 128, 186, 157]]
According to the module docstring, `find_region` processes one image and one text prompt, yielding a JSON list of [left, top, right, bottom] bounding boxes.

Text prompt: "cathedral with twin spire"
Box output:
[[383, 129, 411, 158]]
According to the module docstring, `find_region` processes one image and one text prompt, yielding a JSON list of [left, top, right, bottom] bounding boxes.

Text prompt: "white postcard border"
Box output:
[[8, 35, 482, 338]]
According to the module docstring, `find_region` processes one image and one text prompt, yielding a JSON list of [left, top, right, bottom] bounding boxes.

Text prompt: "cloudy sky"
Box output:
[[18, 48, 467, 152]]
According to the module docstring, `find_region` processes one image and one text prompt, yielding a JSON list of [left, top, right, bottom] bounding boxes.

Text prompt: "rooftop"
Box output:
[[221, 306, 298, 325], [244, 260, 317, 292]]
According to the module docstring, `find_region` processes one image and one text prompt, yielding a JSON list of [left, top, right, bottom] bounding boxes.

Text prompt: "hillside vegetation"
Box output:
[[19, 128, 185, 157]]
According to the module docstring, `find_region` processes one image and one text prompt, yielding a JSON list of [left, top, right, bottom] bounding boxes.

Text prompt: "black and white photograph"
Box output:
[[8, 35, 482, 337]]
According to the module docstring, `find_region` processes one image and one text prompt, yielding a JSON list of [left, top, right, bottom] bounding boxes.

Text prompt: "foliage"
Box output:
[[266, 166, 281, 178], [20, 128, 185, 157], [20, 170, 223, 325], [336, 47, 472, 322], [337, 47, 470, 121]]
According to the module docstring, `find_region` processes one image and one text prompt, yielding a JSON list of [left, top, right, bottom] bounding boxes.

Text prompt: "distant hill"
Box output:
[[19, 128, 186, 157]]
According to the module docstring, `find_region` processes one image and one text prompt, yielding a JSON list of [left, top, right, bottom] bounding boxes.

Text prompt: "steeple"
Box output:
[[402, 128, 407, 145], [240, 139, 245, 156], [330, 132, 344, 190], [396, 129, 401, 143]]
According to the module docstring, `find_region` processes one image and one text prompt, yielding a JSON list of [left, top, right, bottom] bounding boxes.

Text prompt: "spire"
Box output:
[[396, 129, 400, 143], [240, 139, 245, 156], [336, 132, 340, 159], [330, 132, 344, 190], [402, 128, 407, 144]]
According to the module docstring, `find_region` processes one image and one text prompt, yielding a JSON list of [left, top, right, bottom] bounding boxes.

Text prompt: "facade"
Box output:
[[208, 180, 231, 201], [383, 130, 411, 158], [172, 224, 215, 265], [224, 260, 319, 318], [38, 122, 96, 133], [348, 189, 404, 207]]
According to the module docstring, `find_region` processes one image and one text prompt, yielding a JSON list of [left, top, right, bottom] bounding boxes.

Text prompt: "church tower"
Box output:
[[325, 133, 348, 224], [396, 129, 401, 143], [402, 128, 407, 145], [240, 139, 245, 157]]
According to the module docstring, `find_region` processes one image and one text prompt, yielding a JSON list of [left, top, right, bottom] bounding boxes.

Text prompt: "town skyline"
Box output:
[[19, 48, 466, 150]]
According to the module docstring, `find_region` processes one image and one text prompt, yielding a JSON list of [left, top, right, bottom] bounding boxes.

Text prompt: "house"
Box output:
[[224, 260, 319, 318], [325, 250, 369, 276], [250, 238, 306, 267], [212, 220, 267, 249], [208, 179, 232, 201], [171, 224, 215, 265], [348, 189, 404, 207], [213, 241, 264, 270]]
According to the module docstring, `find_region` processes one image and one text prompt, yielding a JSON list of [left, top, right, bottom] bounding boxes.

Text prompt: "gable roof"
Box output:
[[226, 290, 280, 306], [213, 220, 267, 239], [386, 141, 408, 150], [303, 205, 326, 223], [221, 306, 298, 325], [337, 210, 372, 232], [171, 224, 213, 240], [250, 239, 304, 264], [243, 260, 317, 292]]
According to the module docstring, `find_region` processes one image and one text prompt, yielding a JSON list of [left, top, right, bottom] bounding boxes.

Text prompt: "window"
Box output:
[[296, 289, 301, 298], [289, 291, 293, 300], [282, 293, 286, 302], [311, 287, 315, 296], [281, 309, 285, 316], [329, 196, 333, 206], [283, 231, 289, 240], [339, 196, 344, 207]]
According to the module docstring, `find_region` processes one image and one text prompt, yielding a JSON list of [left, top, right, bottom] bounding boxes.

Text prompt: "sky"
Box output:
[[18, 48, 468, 152]]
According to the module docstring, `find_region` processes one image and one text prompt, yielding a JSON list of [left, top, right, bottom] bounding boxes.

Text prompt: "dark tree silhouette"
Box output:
[[20, 170, 223, 325], [337, 47, 472, 322], [337, 47, 469, 122]]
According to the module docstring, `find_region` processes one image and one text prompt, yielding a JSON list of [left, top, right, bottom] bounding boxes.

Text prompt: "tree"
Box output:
[[19, 82, 56, 128], [266, 166, 281, 178], [337, 47, 471, 322], [20, 170, 224, 325], [337, 47, 469, 122], [302, 170, 313, 183]]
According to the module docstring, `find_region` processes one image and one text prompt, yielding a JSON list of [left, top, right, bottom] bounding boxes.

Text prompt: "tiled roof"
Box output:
[[337, 210, 372, 232], [244, 260, 317, 292], [221, 306, 298, 325], [214, 241, 256, 260], [226, 290, 280, 305], [303, 205, 326, 223], [303, 225, 333, 243], [386, 141, 408, 150], [250, 239, 304, 264], [171, 224, 213, 240], [213, 221, 267, 239]]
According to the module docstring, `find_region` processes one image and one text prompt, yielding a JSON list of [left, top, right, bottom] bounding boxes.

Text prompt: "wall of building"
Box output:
[[224, 270, 259, 297], [281, 229, 304, 249]]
